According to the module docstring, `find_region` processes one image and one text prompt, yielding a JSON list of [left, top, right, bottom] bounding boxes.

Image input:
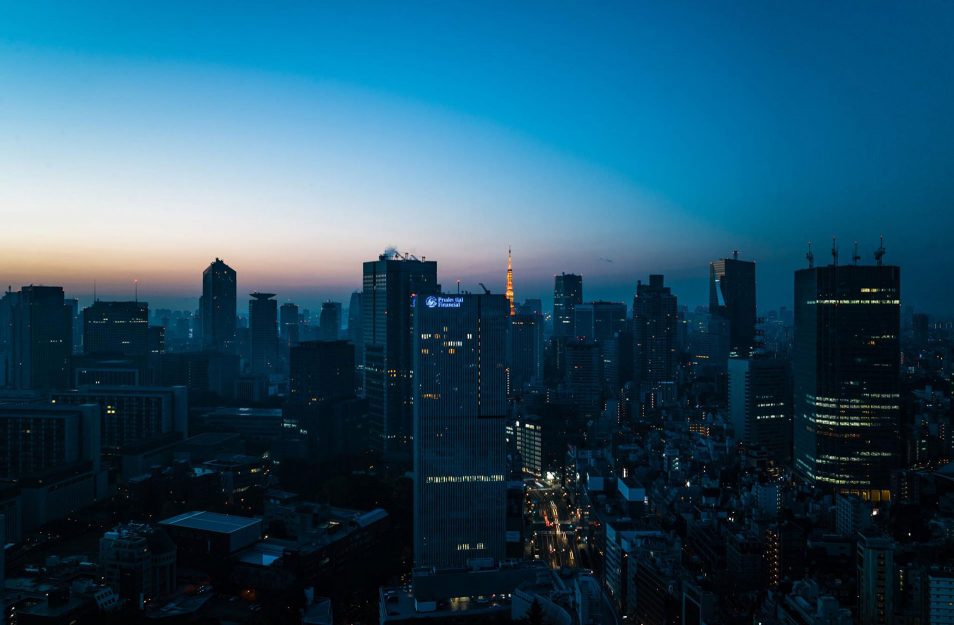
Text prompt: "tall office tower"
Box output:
[[553, 273, 583, 338], [362, 252, 439, 455], [574, 301, 627, 343], [279, 302, 300, 345], [348, 292, 363, 364], [248, 293, 278, 375], [505, 248, 515, 316], [289, 340, 355, 405], [319, 301, 342, 341], [200, 258, 237, 353], [709, 253, 757, 357], [413, 293, 508, 568], [508, 312, 544, 392], [728, 358, 793, 463], [793, 259, 900, 499], [632, 275, 678, 391], [83, 301, 149, 360], [9, 286, 73, 390], [857, 531, 895, 625], [564, 341, 603, 416]]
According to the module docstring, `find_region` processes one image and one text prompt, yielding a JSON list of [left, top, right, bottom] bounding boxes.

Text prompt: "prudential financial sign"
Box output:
[[425, 296, 463, 309]]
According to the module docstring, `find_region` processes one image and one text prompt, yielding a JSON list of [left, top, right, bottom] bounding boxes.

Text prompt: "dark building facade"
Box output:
[[249, 292, 279, 376], [280, 302, 300, 346], [632, 275, 678, 392], [6, 286, 73, 390], [200, 258, 237, 353], [348, 291, 363, 366], [83, 300, 149, 361], [413, 293, 508, 568], [573, 301, 626, 344], [289, 340, 355, 405], [793, 263, 901, 499], [507, 312, 544, 393], [362, 253, 439, 455], [319, 301, 342, 342], [728, 357, 793, 463], [553, 273, 583, 338], [709, 254, 757, 358]]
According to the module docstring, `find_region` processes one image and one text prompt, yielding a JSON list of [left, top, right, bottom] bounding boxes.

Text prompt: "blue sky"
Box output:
[[1, 2, 952, 313]]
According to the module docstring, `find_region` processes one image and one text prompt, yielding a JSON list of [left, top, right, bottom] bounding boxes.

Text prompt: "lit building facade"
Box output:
[[413, 293, 508, 568], [793, 263, 900, 498]]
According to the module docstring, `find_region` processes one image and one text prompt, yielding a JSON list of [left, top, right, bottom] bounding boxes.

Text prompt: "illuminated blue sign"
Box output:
[[425, 296, 463, 309]]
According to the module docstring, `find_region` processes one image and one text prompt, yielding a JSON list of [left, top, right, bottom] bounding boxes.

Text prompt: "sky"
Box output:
[[1, 2, 952, 314]]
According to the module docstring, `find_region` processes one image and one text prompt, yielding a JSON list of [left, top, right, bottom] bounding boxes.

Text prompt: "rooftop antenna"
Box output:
[[134, 279, 139, 302], [806, 241, 814, 268], [874, 234, 886, 266], [93, 279, 97, 302], [457, 279, 461, 294], [831, 237, 838, 266], [852, 241, 860, 266]]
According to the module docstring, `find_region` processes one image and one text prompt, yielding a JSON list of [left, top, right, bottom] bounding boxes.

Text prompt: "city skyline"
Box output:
[[2, 3, 953, 312]]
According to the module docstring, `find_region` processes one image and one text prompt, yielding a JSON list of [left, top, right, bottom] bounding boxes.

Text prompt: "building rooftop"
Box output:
[[159, 511, 261, 535]]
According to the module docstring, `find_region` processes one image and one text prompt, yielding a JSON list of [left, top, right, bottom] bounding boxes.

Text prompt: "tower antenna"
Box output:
[[806, 241, 814, 269], [831, 237, 838, 266], [852, 241, 860, 265], [134, 279, 139, 302], [874, 234, 886, 266], [505, 247, 515, 316]]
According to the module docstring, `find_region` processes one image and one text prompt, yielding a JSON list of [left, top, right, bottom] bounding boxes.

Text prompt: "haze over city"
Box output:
[[2, 2, 953, 312]]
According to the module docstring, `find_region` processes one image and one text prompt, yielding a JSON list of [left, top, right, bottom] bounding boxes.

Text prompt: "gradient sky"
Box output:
[[1, 2, 953, 314]]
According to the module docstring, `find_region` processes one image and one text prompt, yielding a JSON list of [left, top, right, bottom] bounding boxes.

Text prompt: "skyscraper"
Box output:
[[553, 273, 583, 338], [709, 253, 757, 358], [507, 312, 544, 393], [632, 275, 678, 391], [280, 302, 300, 345], [362, 252, 439, 455], [793, 260, 900, 499], [413, 292, 508, 568], [200, 258, 236, 353], [319, 301, 342, 342], [83, 301, 149, 360], [249, 292, 278, 376], [8, 286, 73, 390], [728, 357, 793, 463]]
